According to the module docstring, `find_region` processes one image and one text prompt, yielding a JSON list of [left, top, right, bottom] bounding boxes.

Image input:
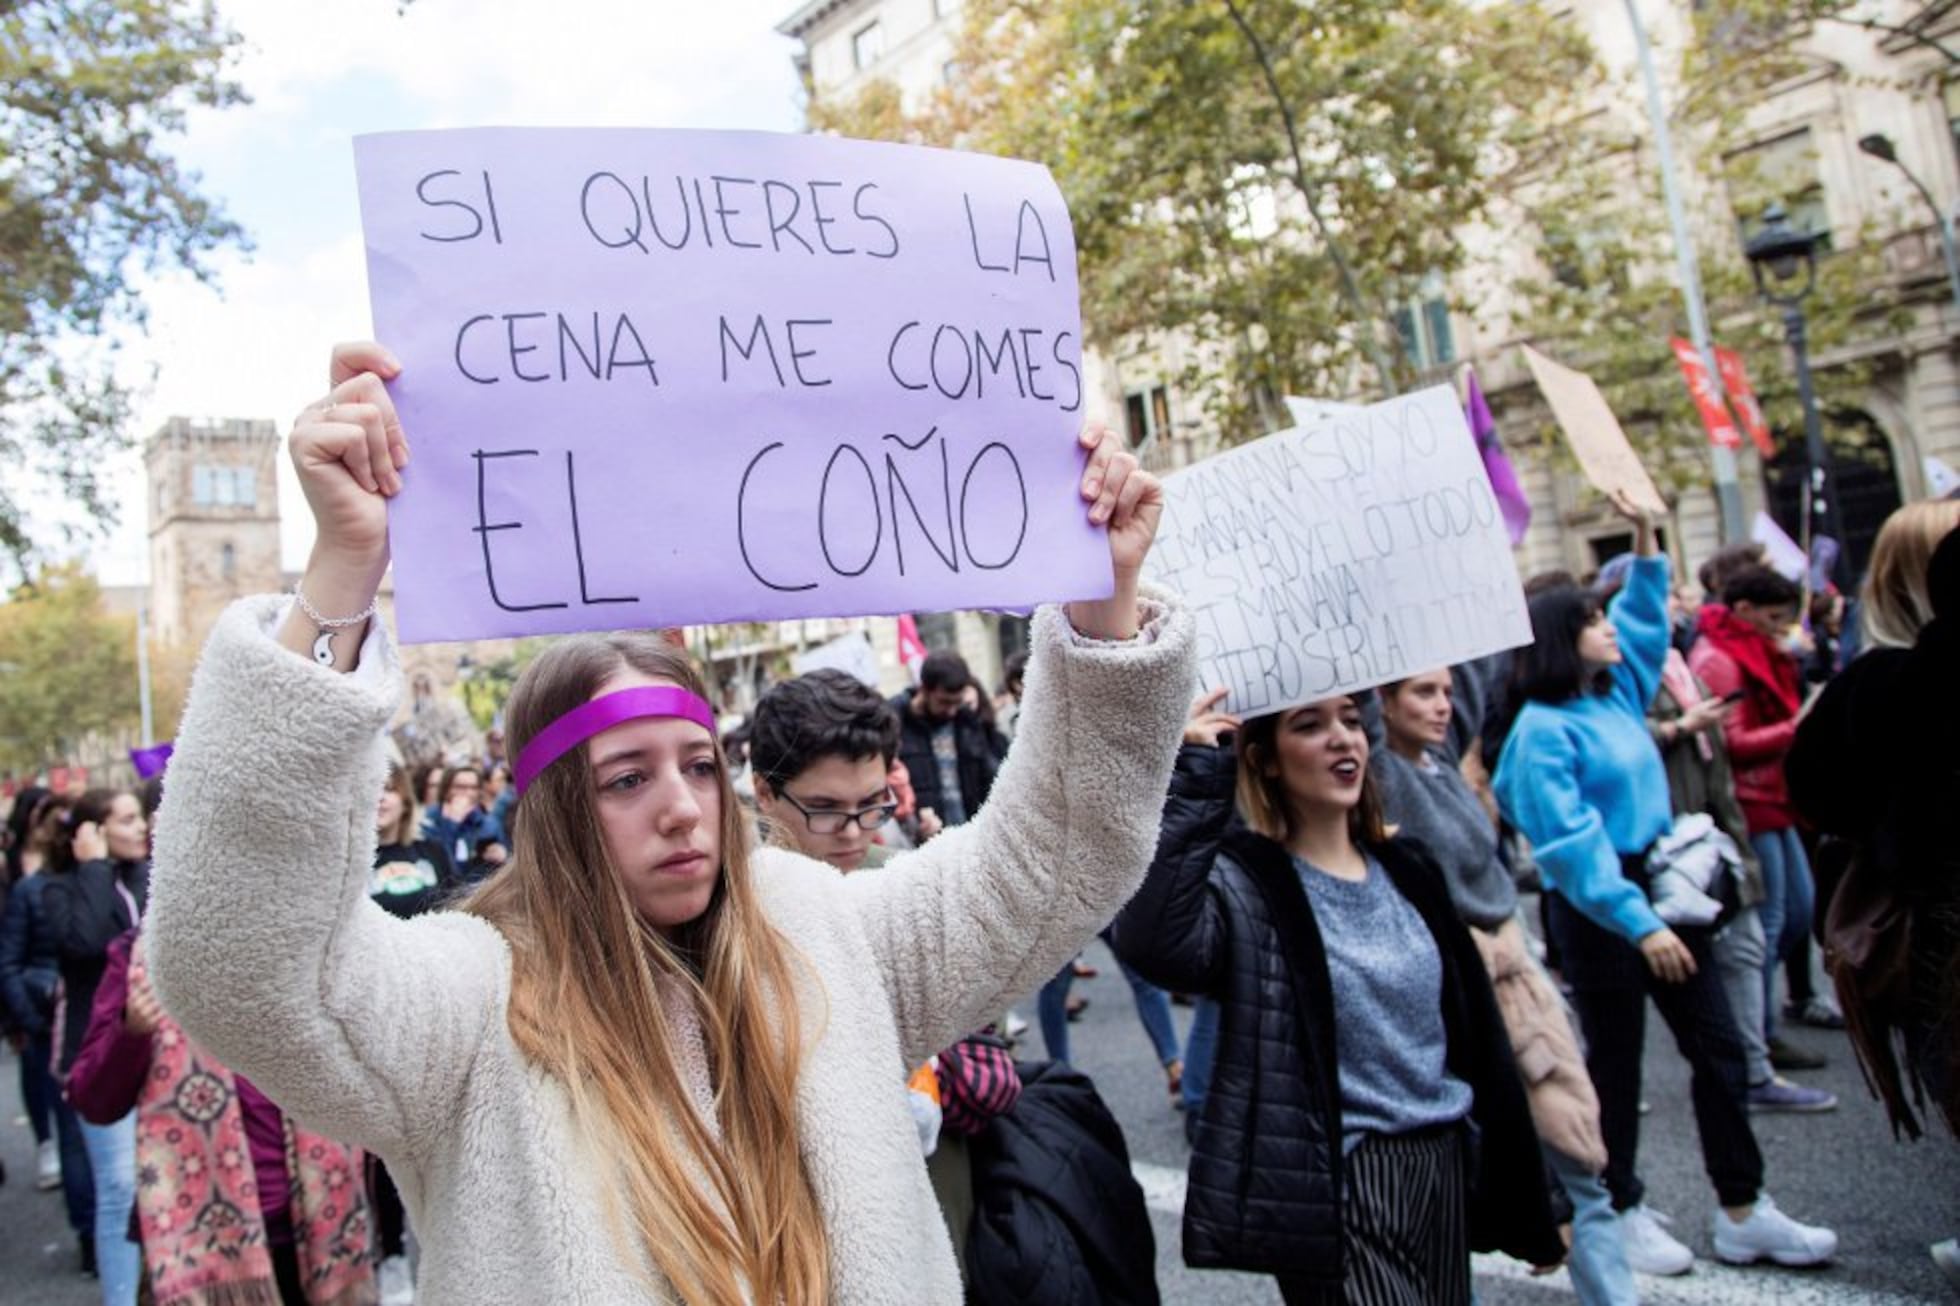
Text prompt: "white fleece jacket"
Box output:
[[147, 591, 1194, 1305]]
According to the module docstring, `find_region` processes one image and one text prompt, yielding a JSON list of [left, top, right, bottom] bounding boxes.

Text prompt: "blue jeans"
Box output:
[[1038, 958, 1182, 1068], [19, 1031, 54, 1143], [80, 1113, 140, 1306], [1181, 997, 1219, 1114], [1751, 827, 1815, 1040], [1548, 1146, 1636, 1306], [53, 1081, 96, 1237]]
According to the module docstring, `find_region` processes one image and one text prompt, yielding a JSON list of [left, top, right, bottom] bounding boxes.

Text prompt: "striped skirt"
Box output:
[[1278, 1123, 1471, 1306]]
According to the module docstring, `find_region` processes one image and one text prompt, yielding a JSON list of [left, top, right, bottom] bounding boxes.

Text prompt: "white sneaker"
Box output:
[[378, 1254, 415, 1306], [35, 1139, 60, 1191], [1713, 1193, 1838, 1267], [1003, 1010, 1029, 1041], [1620, 1204, 1695, 1275]]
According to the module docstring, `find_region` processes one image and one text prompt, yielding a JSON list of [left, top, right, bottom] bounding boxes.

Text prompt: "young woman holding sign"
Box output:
[[1492, 491, 1838, 1276], [1108, 689, 1564, 1305], [143, 341, 1193, 1305]]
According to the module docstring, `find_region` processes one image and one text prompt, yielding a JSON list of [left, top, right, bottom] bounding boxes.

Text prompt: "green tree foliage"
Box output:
[[812, 0, 1910, 514], [1, 1, 247, 574], [810, 0, 1597, 435], [0, 564, 137, 773]]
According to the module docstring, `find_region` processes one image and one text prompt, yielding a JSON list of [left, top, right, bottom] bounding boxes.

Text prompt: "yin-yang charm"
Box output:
[[312, 631, 336, 667]]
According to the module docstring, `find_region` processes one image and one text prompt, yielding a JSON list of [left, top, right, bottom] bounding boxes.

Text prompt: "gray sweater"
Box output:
[[1297, 854, 1473, 1149], [1372, 746, 1518, 929]]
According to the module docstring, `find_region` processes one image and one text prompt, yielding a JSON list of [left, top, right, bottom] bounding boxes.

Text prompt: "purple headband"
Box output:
[[512, 686, 717, 796]]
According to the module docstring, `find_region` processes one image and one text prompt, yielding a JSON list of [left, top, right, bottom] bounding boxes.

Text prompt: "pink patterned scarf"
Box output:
[[131, 948, 376, 1306]]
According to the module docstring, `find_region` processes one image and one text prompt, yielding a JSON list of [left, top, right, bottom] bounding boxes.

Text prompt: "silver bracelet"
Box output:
[[294, 585, 378, 668], [293, 584, 378, 628]]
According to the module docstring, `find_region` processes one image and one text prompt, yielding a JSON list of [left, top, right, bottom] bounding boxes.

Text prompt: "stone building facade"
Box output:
[[144, 418, 284, 652]]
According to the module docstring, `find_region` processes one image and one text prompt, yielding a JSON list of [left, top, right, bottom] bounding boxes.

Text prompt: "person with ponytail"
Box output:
[[144, 341, 1193, 1305]]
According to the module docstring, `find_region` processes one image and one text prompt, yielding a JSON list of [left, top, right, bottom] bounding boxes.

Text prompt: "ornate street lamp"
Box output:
[[1743, 204, 1843, 582]]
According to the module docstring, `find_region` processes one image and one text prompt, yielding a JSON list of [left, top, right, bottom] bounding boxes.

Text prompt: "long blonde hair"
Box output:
[[1862, 499, 1960, 649], [465, 635, 828, 1304]]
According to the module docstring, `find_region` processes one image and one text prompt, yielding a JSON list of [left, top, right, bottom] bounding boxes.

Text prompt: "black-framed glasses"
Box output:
[[774, 789, 898, 835]]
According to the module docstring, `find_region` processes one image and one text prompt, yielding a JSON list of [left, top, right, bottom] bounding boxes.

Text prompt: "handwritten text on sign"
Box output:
[[353, 128, 1106, 644], [1143, 387, 1531, 714]]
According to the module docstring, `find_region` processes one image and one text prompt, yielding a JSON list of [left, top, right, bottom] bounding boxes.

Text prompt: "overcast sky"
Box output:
[[62, 0, 806, 585]]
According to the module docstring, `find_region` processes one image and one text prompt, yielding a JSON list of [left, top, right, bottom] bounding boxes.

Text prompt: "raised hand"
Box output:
[[1076, 422, 1164, 577], [276, 341, 408, 672], [1183, 688, 1242, 747], [1065, 423, 1164, 641], [292, 341, 409, 565]]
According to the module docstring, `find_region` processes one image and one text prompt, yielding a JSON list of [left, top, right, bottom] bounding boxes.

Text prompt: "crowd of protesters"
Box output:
[[0, 340, 1953, 1305]]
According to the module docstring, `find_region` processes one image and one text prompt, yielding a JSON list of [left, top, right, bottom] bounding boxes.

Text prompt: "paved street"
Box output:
[[1, 929, 1953, 1303], [1054, 933, 1958, 1304]]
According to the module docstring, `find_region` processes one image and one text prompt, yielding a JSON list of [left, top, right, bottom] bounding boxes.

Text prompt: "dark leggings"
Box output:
[[1546, 881, 1764, 1211], [271, 1240, 307, 1305], [368, 1153, 408, 1258]]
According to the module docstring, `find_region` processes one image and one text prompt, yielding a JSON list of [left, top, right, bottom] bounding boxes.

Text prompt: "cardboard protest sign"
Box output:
[[1521, 344, 1668, 515], [354, 128, 1103, 643], [792, 631, 882, 688], [1143, 387, 1531, 715]]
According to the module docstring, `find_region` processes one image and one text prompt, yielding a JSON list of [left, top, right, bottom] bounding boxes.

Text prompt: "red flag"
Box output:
[[1714, 346, 1775, 457], [1669, 338, 1741, 449], [895, 613, 928, 681]]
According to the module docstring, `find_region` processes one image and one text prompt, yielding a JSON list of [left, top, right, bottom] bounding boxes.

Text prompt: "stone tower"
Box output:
[[145, 418, 283, 651]]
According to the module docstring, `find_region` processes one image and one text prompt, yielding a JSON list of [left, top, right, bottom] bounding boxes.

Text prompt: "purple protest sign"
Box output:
[[353, 128, 1108, 644]]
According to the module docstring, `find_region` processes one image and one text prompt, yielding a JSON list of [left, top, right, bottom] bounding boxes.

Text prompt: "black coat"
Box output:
[[1107, 744, 1563, 1284], [890, 694, 1002, 826], [964, 1059, 1160, 1306], [0, 874, 60, 1035], [39, 858, 148, 1071]]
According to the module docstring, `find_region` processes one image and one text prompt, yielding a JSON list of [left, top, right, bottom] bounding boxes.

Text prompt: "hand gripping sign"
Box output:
[[354, 128, 1108, 643]]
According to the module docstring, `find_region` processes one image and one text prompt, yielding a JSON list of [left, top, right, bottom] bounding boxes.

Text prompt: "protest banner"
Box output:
[[1142, 386, 1532, 715], [1668, 338, 1741, 449], [1521, 344, 1668, 515], [353, 128, 1104, 643], [1713, 346, 1776, 457], [792, 631, 882, 688], [1750, 511, 1808, 582]]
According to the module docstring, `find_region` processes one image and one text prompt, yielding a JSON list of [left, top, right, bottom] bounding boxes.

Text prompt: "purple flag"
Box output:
[[129, 743, 173, 780], [1463, 368, 1531, 547]]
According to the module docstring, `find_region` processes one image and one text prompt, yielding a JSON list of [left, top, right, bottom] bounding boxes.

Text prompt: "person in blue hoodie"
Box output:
[[1494, 490, 1836, 1279]]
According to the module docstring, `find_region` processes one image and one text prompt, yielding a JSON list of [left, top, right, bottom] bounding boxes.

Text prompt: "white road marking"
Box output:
[[1132, 1160, 1922, 1305]]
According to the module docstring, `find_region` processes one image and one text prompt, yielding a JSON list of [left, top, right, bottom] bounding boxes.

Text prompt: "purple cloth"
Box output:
[[64, 930, 295, 1245], [236, 1075, 295, 1246], [128, 742, 173, 779], [1464, 368, 1532, 547]]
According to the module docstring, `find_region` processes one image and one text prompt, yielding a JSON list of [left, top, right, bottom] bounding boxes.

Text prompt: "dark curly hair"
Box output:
[[748, 669, 900, 790]]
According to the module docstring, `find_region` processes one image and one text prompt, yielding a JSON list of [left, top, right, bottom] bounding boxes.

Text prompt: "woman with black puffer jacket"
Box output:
[[1109, 691, 1562, 1306]]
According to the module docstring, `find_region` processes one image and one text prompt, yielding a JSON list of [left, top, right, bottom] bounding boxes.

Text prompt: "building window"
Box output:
[[1728, 128, 1832, 250], [1124, 385, 1172, 449], [191, 465, 256, 508], [1391, 275, 1456, 371], [914, 611, 958, 651], [852, 21, 883, 70]]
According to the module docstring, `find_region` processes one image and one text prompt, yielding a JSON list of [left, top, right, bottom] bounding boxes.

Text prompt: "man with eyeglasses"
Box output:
[[749, 669, 906, 873], [747, 667, 1022, 1283]]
